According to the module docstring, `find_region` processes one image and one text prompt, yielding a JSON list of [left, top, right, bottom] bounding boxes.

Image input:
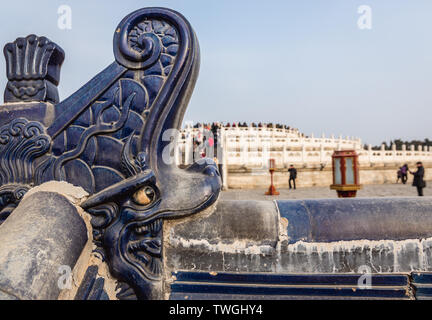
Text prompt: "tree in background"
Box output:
[[369, 139, 432, 150]]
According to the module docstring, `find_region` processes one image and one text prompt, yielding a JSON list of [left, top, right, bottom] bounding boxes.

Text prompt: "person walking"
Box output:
[[410, 162, 426, 196], [288, 165, 297, 190]]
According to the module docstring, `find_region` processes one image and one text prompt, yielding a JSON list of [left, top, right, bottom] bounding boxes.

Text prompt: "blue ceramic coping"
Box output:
[[172, 271, 408, 286], [170, 271, 410, 299]]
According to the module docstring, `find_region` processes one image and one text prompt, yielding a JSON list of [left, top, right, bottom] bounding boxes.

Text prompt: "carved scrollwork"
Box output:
[[114, 9, 179, 70], [0, 118, 51, 185], [0, 184, 30, 225], [87, 202, 119, 253], [52, 80, 137, 181], [0, 118, 51, 225], [0, 7, 221, 300]]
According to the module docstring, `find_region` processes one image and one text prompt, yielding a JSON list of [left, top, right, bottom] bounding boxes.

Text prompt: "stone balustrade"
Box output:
[[176, 125, 432, 189], [177, 125, 432, 169]]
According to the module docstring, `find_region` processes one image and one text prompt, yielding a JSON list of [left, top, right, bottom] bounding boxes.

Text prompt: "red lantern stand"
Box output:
[[330, 150, 362, 198], [265, 158, 280, 196]]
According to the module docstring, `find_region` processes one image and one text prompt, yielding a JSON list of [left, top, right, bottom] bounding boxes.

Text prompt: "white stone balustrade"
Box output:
[[175, 125, 432, 189]]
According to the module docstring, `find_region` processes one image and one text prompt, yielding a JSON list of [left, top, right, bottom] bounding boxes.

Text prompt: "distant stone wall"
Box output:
[[227, 163, 432, 189]]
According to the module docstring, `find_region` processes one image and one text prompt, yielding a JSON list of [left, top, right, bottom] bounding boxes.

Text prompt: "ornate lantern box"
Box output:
[[265, 158, 279, 195], [330, 150, 362, 198]]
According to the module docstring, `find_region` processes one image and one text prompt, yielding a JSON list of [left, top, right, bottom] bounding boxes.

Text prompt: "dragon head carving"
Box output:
[[0, 7, 221, 299]]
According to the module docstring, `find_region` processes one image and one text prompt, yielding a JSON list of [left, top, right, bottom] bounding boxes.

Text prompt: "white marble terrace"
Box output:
[[176, 124, 432, 169]]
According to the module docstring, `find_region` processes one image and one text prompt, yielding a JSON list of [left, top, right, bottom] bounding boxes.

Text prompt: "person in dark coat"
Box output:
[[396, 167, 402, 184], [288, 165, 297, 190], [410, 162, 426, 196], [401, 164, 409, 184]]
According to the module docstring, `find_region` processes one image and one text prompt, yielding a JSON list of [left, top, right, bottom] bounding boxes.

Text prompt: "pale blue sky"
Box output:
[[0, 1, 431, 145]]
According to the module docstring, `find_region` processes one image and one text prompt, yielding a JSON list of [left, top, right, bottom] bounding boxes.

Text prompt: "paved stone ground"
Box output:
[[220, 183, 431, 200]]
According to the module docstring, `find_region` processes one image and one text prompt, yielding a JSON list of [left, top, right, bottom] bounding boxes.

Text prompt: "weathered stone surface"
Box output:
[[0, 290, 18, 300], [165, 200, 279, 273], [0, 102, 55, 128], [169, 200, 279, 246], [0, 191, 87, 300], [165, 198, 432, 276]]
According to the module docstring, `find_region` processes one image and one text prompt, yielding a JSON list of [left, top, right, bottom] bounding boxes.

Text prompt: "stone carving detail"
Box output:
[[0, 118, 51, 185], [0, 7, 221, 299], [115, 16, 179, 71], [4, 35, 65, 103], [0, 118, 51, 224], [0, 184, 29, 224]]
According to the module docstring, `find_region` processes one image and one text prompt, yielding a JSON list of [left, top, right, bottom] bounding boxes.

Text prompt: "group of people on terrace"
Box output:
[[190, 122, 298, 131], [397, 162, 426, 196]]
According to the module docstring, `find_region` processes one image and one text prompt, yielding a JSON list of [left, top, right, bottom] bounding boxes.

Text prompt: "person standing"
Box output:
[[410, 162, 426, 196], [401, 164, 409, 184], [396, 167, 402, 184], [288, 165, 297, 190]]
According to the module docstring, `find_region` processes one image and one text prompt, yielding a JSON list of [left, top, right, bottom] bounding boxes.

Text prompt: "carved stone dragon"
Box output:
[[0, 7, 221, 299]]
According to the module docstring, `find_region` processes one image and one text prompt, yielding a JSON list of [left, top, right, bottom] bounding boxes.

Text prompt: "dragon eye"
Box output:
[[133, 186, 156, 206]]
